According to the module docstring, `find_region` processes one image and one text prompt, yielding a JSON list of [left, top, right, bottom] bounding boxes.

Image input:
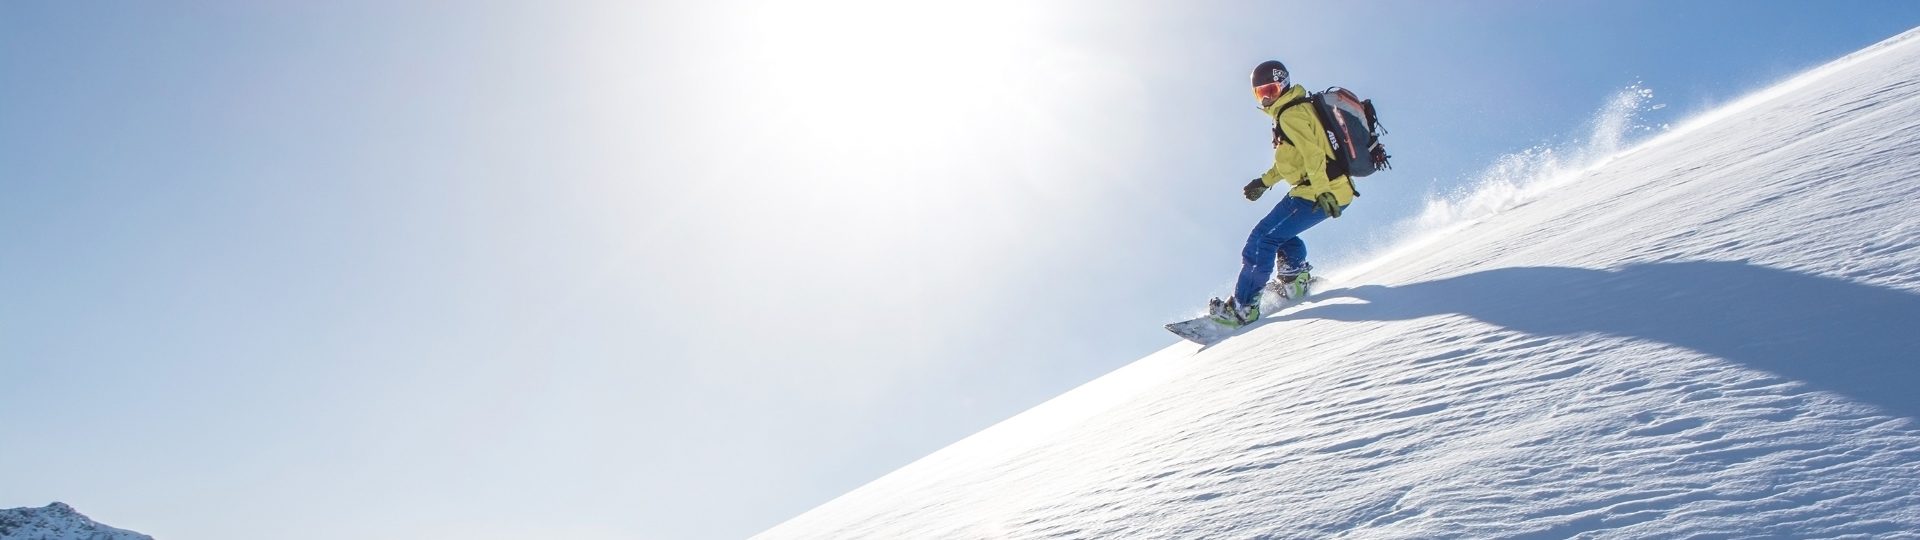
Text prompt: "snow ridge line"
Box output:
[[1324, 25, 1920, 290]]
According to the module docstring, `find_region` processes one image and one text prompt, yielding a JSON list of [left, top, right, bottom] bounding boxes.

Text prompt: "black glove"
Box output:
[[1315, 191, 1342, 218], [1243, 178, 1268, 201]]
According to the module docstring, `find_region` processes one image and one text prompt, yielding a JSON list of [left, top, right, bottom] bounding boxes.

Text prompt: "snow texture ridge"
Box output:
[[760, 27, 1920, 539], [0, 503, 153, 540]]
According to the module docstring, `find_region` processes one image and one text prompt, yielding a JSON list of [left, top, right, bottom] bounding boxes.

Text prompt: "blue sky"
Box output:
[[3, 2, 1917, 539]]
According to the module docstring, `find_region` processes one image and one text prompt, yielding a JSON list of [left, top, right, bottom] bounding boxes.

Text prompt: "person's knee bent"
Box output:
[[1242, 240, 1279, 266]]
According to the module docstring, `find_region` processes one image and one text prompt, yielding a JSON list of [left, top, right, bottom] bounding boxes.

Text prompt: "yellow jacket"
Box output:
[[1258, 84, 1356, 207]]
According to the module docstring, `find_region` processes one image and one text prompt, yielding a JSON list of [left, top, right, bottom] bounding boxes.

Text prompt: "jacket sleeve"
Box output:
[[1259, 107, 1334, 193]]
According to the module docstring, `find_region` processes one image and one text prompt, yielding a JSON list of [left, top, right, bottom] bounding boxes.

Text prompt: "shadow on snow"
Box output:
[[1276, 260, 1920, 420]]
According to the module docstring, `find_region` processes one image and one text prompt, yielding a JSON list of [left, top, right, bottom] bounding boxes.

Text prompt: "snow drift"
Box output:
[[761, 27, 1920, 539]]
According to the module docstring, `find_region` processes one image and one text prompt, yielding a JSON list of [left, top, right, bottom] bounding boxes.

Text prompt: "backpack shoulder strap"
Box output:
[[1269, 94, 1316, 147], [1276, 95, 1313, 113]]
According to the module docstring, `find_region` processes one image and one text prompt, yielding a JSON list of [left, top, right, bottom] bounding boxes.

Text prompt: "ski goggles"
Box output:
[[1253, 81, 1288, 104]]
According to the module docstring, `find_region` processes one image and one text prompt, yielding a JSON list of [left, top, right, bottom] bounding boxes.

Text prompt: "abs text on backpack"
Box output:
[[1273, 87, 1392, 181]]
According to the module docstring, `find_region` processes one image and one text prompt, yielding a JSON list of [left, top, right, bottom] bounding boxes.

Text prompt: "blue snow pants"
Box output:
[[1234, 194, 1338, 306]]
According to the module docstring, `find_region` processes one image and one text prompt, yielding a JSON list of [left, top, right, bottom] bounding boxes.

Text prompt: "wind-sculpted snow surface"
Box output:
[[761, 27, 1920, 539]]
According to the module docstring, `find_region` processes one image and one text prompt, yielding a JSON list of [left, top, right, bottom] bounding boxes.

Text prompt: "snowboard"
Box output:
[[1165, 276, 1315, 345], [1165, 315, 1242, 345]]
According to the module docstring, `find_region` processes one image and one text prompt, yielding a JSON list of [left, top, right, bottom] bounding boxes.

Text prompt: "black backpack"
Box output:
[[1273, 87, 1391, 180]]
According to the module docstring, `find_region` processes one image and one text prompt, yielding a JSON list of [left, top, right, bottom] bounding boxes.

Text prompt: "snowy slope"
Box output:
[[760, 28, 1920, 539], [0, 503, 152, 540]]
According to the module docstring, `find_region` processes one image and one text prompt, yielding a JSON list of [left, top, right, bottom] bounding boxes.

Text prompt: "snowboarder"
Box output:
[[1205, 60, 1358, 327]]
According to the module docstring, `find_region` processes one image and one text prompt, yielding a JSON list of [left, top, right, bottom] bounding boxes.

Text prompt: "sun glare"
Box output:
[[713, 0, 1096, 261], [742, 0, 1053, 169]]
